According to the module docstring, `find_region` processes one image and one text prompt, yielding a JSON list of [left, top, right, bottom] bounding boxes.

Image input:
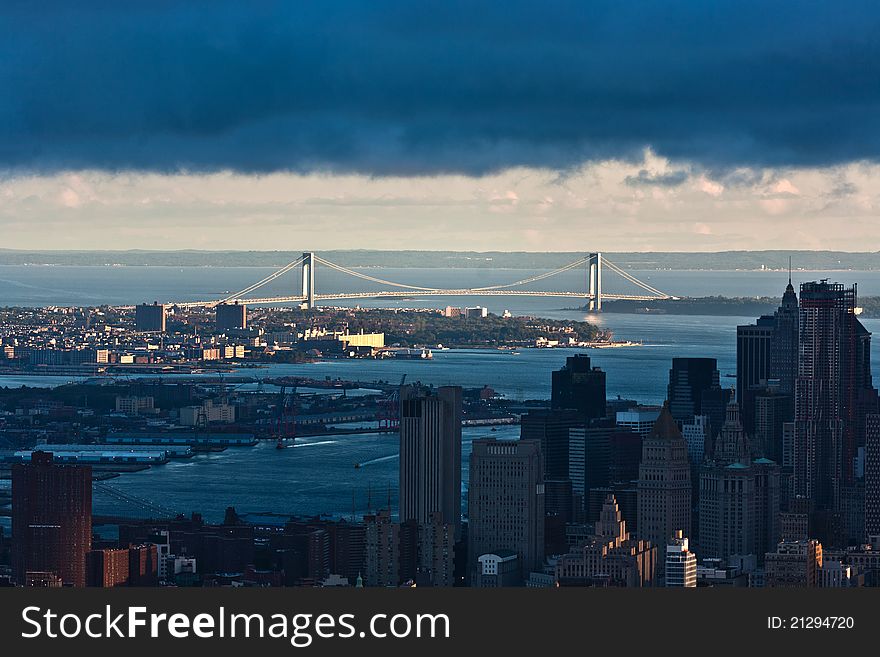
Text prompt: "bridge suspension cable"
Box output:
[[314, 256, 441, 291], [471, 256, 588, 291], [602, 258, 670, 298], [214, 255, 306, 305]]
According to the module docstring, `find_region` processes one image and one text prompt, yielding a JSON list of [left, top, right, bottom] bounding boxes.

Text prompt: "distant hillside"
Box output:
[[0, 249, 879, 270]]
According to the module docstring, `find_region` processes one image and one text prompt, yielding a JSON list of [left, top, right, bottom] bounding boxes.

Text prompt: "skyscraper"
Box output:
[[12, 451, 92, 587], [637, 403, 691, 568], [736, 315, 774, 434], [865, 414, 880, 538], [665, 530, 696, 587], [737, 276, 797, 440], [519, 408, 584, 480], [399, 385, 462, 538], [772, 274, 800, 396], [667, 358, 729, 450], [551, 354, 606, 422], [468, 439, 544, 584], [793, 281, 877, 543]]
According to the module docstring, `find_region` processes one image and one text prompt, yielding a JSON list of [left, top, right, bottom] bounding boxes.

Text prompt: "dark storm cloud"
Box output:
[[624, 169, 689, 187], [2, 0, 880, 176]]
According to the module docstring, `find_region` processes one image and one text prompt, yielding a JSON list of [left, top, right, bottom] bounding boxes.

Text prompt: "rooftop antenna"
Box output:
[[788, 255, 792, 285]]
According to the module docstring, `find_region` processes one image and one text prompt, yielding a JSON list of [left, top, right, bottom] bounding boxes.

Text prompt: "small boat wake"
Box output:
[[355, 453, 399, 468]]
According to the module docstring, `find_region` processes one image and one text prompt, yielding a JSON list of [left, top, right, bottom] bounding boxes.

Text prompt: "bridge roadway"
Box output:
[[172, 289, 672, 308]]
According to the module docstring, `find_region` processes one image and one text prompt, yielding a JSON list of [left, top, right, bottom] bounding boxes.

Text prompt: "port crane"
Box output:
[[377, 374, 406, 430]]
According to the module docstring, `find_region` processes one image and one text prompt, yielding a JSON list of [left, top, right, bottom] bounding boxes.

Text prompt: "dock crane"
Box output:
[[377, 374, 406, 430]]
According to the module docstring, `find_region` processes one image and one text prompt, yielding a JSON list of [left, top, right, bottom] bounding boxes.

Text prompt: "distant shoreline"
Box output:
[[1, 249, 879, 271]]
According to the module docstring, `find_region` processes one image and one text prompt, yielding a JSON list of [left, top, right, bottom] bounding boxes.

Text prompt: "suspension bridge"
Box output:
[[170, 252, 675, 311]]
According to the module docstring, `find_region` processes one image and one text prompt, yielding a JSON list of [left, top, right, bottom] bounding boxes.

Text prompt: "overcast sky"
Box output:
[[2, 1, 880, 251]]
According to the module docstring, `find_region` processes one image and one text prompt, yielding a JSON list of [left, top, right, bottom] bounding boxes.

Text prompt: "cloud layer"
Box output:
[[3, 1, 880, 176]]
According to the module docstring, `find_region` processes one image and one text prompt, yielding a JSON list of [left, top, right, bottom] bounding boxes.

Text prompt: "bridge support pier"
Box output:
[[587, 252, 602, 311], [302, 252, 315, 309]]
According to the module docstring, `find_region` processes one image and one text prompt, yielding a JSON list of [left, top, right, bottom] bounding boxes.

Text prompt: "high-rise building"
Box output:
[[752, 387, 793, 462], [135, 302, 166, 333], [698, 396, 782, 563], [551, 354, 606, 422], [215, 302, 248, 331], [86, 548, 130, 587], [417, 512, 455, 587], [866, 414, 880, 538], [12, 451, 92, 587], [364, 508, 399, 587], [682, 415, 710, 466], [772, 275, 800, 396], [468, 439, 544, 584], [616, 407, 661, 438], [399, 385, 462, 538], [665, 530, 696, 587], [667, 358, 720, 425], [793, 281, 877, 543], [667, 358, 730, 452], [698, 399, 758, 561], [520, 408, 584, 480], [737, 315, 774, 434], [555, 494, 656, 587], [568, 426, 611, 501], [636, 403, 692, 569]]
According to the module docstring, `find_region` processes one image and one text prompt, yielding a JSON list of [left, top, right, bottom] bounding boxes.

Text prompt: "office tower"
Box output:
[[364, 508, 399, 587], [609, 429, 643, 483], [555, 494, 656, 587], [793, 281, 877, 543], [12, 451, 92, 587], [616, 407, 661, 438], [520, 408, 584, 480], [754, 457, 782, 561], [752, 387, 793, 462], [665, 530, 697, 587], [667, 358, 730, 452], [772, 275, 800, 396], [699, 399, 759, 561], [681, 415, 710, 466], [737, 315, 774, 434], [764, 539, 823, 588], [399, 385, 462, 538], [568, 426, 612, 502], [215, 301, 248, 331], [866, 414, 880, 538], [135, 302, 166, 332], [468, 439, 544, 584], [551, 354, 606, 422], [637, 403, 692, 565]]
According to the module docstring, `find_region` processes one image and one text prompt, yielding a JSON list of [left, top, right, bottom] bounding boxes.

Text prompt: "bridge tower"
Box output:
[[302, 252, 315, 309], [587, 252, 602, 311]]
